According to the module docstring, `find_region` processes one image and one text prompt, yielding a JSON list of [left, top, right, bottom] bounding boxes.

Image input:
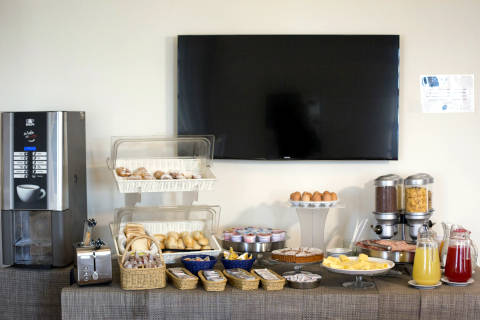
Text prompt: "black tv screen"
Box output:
[[178, 35, 399, 160]]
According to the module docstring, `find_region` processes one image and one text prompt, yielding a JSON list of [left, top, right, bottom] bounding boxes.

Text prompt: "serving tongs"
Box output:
[[364, 240, 392, 251]]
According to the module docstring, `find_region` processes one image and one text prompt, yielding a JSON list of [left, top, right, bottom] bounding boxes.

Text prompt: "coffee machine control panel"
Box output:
[[12, 112, 48, 209]]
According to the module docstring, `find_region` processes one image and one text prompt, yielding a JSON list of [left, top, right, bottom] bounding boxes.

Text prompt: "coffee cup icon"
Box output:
[[16, 184, 46, 203]]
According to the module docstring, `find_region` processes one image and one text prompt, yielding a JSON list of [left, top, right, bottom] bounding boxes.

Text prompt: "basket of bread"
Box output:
[[119, 233, 166, 290]]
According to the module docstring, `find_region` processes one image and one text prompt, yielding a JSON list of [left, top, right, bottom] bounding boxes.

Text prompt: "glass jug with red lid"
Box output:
[[444, 226, 472, 283]]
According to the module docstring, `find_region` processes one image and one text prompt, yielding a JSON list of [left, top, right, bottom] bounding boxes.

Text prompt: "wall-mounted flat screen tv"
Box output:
[[178, 35, 399, 160]]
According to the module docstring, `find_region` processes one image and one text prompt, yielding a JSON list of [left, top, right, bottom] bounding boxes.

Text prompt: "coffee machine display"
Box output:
[[371, 173, 434, 242], [1, 111, 87, 267]]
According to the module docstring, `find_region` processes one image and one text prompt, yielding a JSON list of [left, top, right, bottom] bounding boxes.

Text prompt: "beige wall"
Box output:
[[1, 0, 479, 250]]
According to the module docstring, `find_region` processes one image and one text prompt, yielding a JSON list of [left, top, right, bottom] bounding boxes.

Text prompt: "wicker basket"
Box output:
[[166, 267, 199, 290], [118, 234, 166, 290], [252, 269, 286, 291], [223, 269, 260, 290], [198, 270, 227, 291]]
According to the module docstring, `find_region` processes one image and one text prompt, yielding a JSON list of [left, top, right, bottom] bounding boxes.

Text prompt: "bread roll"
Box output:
[[183, 235, 195, 248], [166, 237, 177, 249], [167, 231, 179, 240], [192, 231, 204, 241], [192, 240, 201, 250], [198, 237, 209, 246], [153, 234, 166, 242], [177, 238, 185, 249], [181, 231, 190, 238], [201, 245, 212, 250]]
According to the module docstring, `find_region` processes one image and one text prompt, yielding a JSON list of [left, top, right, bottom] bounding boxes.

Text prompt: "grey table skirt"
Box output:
[[61, 263, 480, 320]]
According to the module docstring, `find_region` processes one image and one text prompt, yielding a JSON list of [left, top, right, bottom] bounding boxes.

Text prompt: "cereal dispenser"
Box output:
[[404, 173, 434, 240], [372, 174, 403, 239]]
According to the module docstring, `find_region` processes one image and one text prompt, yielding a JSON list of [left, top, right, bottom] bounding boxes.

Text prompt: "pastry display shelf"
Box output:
[[106, 135, 216, 207], [287, 202, 345, 253], [107, 136, 215, 194]]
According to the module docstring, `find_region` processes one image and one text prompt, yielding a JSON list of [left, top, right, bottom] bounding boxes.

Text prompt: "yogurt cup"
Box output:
[[272, 230, 286, 241], [243, 233, 257, 243], [223, 230, 233, 241], [257, 233, 272, 243], [231, 233, 243, 242]]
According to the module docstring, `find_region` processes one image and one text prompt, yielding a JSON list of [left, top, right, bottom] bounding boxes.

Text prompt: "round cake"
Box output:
[[271, 247, 324, 263]]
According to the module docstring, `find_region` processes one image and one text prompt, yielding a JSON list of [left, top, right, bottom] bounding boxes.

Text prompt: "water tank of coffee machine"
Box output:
[[1, 111, 87, 267]]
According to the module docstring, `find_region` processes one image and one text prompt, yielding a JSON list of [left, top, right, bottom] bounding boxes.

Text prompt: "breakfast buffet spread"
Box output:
[[100, 137, 477, 293]]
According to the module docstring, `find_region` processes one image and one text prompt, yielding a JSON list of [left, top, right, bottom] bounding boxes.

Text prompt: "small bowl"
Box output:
[[221, 258, 256, 271], [181, 255, 217, 275], [283, 271, 322, 289], [326, 248, 353, 257]]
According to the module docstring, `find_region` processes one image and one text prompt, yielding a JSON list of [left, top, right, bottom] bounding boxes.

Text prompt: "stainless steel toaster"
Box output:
[[74, 241, 112, 286]]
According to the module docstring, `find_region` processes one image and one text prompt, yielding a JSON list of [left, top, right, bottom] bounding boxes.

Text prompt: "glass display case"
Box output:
[[107, 136, 216, 193], [110, 205, 221, 264]]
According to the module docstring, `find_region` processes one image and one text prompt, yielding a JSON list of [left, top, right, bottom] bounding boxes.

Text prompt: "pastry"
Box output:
[[192, 174, 202, 179], [290, 192, 301, 201], [183, 172, 193, 179], [142, 173, 154, 180], [192, 240, 201, 250], [161, 174, 173, 180], [116, 167, 131, 177], [169, 170, 180, 179], [133, 167, 148, 176], [153, 170, 164, 179], [271, 247, 324, 263], [201, 245, 212, 250], [127, 175, 142, 180]]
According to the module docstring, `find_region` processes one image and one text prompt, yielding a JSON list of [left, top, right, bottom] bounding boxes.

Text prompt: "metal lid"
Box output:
[[374, 174, 403, 187], [404, 173, 434, 186]]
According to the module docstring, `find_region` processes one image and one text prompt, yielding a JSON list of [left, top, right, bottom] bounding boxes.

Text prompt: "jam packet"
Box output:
[[253, 268, 279, 280], [169, 268, 196, 279], [203, 269, 224, 282], [225, 268, 255, 280]]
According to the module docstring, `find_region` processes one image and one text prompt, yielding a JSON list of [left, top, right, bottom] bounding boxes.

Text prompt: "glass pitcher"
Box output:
[[444, 226, 472, 282], [440, 222, 453, 268], [412, 225, 441, 285]]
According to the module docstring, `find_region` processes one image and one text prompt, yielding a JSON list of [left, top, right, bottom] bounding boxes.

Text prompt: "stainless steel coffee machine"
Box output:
[[372, 173, 434, 241], [1, 111, 87, 267]]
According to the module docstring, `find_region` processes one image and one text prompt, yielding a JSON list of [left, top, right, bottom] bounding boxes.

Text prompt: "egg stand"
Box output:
[[268, 204, 345, 272]]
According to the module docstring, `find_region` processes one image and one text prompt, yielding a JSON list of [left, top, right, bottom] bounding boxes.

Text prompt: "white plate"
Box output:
[[322, 257, 394, 276], [441, 277, 474, 286], [408, 279, 442, 289], [288, 200, 338, 208]]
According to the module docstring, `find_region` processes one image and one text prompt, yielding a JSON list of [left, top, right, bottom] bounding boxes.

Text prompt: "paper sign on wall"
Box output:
[[420, 74, 474, 113]]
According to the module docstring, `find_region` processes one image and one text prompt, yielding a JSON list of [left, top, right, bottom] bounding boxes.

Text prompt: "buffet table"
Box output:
[[61, 262, 480, 320]]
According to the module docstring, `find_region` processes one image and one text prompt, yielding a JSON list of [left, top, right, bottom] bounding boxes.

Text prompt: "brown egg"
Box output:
[[323, 191, 331, 197], [311, 193, 323, 202], [313, 191, 321, 197], [323, 193, 332, 201], [331, 192, 338, 201], [290, 192, 301, 201], [301, 192, 312, 201]]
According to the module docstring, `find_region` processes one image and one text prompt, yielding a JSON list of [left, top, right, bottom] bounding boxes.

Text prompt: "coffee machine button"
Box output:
[[92, 271, 99, 280]]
